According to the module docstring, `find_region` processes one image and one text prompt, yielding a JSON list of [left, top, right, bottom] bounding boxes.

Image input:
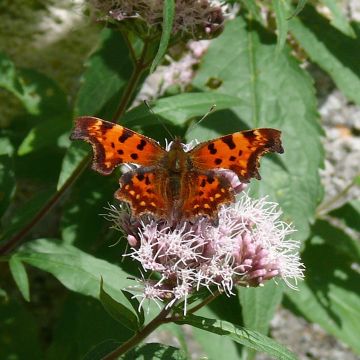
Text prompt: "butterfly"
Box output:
[[70, 116, 283, 221]]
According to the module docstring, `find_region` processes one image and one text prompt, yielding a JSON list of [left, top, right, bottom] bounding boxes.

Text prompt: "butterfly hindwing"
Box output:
[[189, 129, 283, 182], [115, 168, 170, 218], [180, 170, 234, 219], [70, 116, 166, 175]]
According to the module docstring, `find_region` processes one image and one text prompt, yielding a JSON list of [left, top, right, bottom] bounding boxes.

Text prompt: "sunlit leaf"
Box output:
[[9, 255, 30, 301], [150, 0, 175, 73], [178, 314, 297, 359]]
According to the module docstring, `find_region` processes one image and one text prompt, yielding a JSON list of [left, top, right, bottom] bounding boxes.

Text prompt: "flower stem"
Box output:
[[102, 306, 172, 360], [0, 36, 151, 257]]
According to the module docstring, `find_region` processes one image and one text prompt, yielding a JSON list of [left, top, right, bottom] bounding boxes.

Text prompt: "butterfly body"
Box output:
[[70, 116, 283, 221]]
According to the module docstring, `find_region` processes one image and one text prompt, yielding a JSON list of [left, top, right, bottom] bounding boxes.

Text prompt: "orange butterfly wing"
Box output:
[[180, 170, 234, 220], [70, 116, 166, 175], [189, 129, 283, 182], [115, 168, 170, 218]]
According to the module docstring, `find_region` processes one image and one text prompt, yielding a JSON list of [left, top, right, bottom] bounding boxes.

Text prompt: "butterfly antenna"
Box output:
[[144, 100, 175, 140], [187, 104, 217, 134]]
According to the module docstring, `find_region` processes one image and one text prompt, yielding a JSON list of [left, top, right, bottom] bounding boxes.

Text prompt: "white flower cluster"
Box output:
[[106, 193, 304, 313]]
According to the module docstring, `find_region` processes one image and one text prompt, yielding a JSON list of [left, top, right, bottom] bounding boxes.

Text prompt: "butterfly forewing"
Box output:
[[70, 116, 166, 175], [189, 128, 283, 182]]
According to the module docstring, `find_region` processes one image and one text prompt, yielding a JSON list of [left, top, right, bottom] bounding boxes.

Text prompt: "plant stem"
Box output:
[[102, 306, 172, 360], [112, 41, 149, 122], [316, 172, 360, 216], [0, 37, 151, 257]]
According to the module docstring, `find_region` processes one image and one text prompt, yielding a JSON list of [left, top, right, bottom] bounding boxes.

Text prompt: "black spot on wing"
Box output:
[[131, 153, 138, 160], [221, 135, 236, 150], [100, 121, 114, 134], [207, 176, 215, 184], [137, 174, 145, 181], [238, 150, 243, 156], [208, 143, 217, 154], [145, 176, 151, 185], [215, 158, 222, 165], [229, 156, 236, 161], [137, 139, 147, 150], [111, 142, 115, 149], [242, 130, 256, 140], [117, 149, 124, 155], [200, 179, 206, 187], [118, 129, 133, 143]]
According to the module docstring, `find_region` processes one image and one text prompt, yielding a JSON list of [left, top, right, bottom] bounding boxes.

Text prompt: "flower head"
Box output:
[[106, 193, 304, 313], [89, 0, 226, 40]]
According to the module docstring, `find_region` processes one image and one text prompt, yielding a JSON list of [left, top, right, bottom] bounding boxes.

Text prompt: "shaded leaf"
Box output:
[[192, 17, 323, 239], [75, 28, 133, 117], [239, 281, 284, 359], [289, 5, 360, 106], [285, 220, 360, 354], [16, 238, 133, 304], [122, 289, 145, 327], [17, 114, 72, 156], [0, 189, 53, 243], [0, 300, 42, 359], [57, 142, 89, 190], [83, 339, 121, 360], [0, 137, 15, 218], [9, 255, 30, 301], [177, 314, 297, 359], [150, 0, 175, 73], [329, 200, 360, 233], [0, 52, 41, 114], [122, 343, 186, 360], [47, 294, 132, 360], [100, 277, 139, 331]]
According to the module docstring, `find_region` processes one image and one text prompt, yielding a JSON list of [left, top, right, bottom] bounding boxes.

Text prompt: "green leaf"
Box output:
[[0, 189, 53, 243], [289, 5, 360, 106], [17, 114, 72, 156], [0, 52, 41, 114], [0, 300, 43, 359], [75, 28, 133, 117], [192, 17, 323, 240], [0, 52, 70, 117], [60, 170, 115, 248], [240, 0, 265, 25], [191, 296, 243, 359], [0, 137, 15, 217], [272, 0, 289, 51], [15, 238, 133, 304], [287, 0, 307, 19], [47, 294, 133, 360], [329, 200, 360, 233], [122, 289, 145, 327], [285, 220, 360, 354], [150, 0, 175, 73], [83, 339, 120, 360], [177, 314, 297, 359], [9, 255, 30, 301], [239, 281, 284, 359], [57, 142, 89, 190], [321, 0, 355, 37], [100, 277, 139, 331], [121, 92, 241, 128], [121, 343, 186, 360]]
